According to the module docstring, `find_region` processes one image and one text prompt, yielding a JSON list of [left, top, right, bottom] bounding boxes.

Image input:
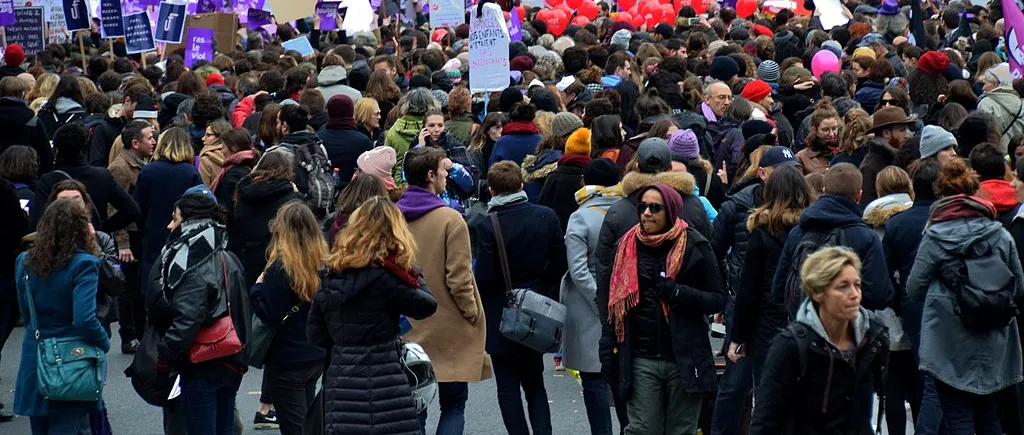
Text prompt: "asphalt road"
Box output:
[[0, 324, 622, 434]]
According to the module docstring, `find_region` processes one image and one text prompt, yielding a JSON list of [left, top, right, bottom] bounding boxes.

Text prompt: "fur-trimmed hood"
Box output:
[[522, 152, 561, 182], [620, 172, 658, 196], [654, 171, 696, 196], [863, 193, 913, 228]]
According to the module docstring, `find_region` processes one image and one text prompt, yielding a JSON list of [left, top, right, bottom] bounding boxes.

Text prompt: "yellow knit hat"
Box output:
[[852, 46, 876, 60], [565, 128, 592, 156]]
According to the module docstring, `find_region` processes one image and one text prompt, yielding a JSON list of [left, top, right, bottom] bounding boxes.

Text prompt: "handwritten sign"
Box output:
[[7, 7, 46, 56], [99, 0, 123, 36], [469, 3, 510, 93], [62, 0, 91, 31], [0, 0, 14, 27], [154, 1, 187, 43], [247, 8, 272, 30], [282, 35, 314, 57], [185, 27, 214, 67], [123, 11, 156, 54], [316, 1, 340, 30], [429, 0, 463, 28]]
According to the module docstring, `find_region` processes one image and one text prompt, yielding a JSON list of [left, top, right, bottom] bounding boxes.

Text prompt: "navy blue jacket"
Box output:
[[771, 194, 894, 311], [134, 159, 203, 285], [317, 126, 372, 190], [251, 261, 325, 365], [474, 199, 566, 355], [882, 199, 933, 350], [490, 129, 542, 167], [855, 80, 886, 114]]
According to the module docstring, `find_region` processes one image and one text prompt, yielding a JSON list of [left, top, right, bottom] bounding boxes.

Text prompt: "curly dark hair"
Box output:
[[0, 145, 38, 180], [24, 198, 97, 279], [191, 93, 226, 130]]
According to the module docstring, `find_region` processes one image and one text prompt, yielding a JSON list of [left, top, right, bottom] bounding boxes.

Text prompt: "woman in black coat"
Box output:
[[749, 247, 889, 435], [307, 197, 437, 435], [209, 128, 258, 219], [538, 129, 593, 233], [228, 152, 304, 288], [728, 166, 811, 384]]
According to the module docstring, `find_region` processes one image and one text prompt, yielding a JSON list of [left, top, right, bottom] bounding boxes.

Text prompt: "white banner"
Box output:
[[469, 3, 509, 93], [429, 0, 464, 29]]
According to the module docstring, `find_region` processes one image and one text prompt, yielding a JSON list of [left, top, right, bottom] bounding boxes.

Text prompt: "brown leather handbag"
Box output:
[[189, 258, 242, 363]]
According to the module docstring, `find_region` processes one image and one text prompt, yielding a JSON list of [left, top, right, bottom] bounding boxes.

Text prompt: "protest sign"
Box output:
[[99, 0, 124, 36], [429, 0, 463, 28], [812, 0, 849, 30], [6, 7, 45, 56], [62, 0, 91, 31], [0, 0, 14, 27], [282, 35, 315, 57], [1005, 0, 1024, 79], [508, 5, 521, 41], [185, 27, 214, 67], [123, 11, 156, 53], [469, 3, 510, 93], [266, 0, 316, 23], [165, 12, 238, 54], [340, 0, 373, 33], [48, 3, 68, 43], [196, 0, 217, 13], [247, 8, 272, 30], [154, 1, 187, 43], [316, 1, 340, 30]]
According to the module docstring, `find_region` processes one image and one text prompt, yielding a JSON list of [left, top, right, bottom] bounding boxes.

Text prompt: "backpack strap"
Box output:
[[587, 206, 607, 215], [788, 322, 811, 382], [1003, 99, 1024, 137]]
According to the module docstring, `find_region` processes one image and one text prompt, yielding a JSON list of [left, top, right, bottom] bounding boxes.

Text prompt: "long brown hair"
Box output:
[[328, 196, 417, 272], [364, 70, 402, 103], [266, 201, 327, 302], [839, 109, 871, 154], [336, 174, 388, 217], [747, 165, 812, 233], [24, 199, 98, 279], [258, 103, 282, 147]]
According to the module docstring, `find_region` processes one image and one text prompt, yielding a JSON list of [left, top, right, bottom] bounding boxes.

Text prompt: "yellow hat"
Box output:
[[565, 128, 592, 156], [853, 46, 877, 60]]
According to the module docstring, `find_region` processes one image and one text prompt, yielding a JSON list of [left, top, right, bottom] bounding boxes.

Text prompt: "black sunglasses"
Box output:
[[880, 99, 896, 105], [637, 202, 665, 214]]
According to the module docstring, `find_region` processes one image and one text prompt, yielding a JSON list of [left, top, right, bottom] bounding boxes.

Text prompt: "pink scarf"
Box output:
[[209, 150, 256, 193]]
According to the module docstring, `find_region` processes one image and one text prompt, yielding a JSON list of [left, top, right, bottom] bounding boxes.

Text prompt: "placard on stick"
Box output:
[[123, 11, 156, 54], [6, 7, 46, 57], [99, 0, 124, 37], [154, 1, 187, 44]]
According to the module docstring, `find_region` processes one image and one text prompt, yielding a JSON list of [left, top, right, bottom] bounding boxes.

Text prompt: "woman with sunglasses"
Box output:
[[600, 184, 727, 435]]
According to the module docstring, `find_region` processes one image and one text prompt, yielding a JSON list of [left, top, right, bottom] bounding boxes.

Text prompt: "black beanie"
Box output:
[[499, 87, 524, 113], [584, 158, 621, 187]]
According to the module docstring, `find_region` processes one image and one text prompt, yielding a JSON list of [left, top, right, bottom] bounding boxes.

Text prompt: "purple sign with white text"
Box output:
[[185, 27, 215, 67], [316, 1, 340, 30], [0, 0, 14, 27], [247, 8, 272, 30]]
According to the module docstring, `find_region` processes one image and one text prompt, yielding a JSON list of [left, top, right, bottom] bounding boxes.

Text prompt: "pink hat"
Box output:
[[356, 147, 397, 190]]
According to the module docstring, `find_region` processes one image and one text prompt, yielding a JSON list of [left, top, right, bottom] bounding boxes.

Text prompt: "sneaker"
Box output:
[[121, 339, 140, 355], [553, 356, 565, 372], [254, 411, 279, 430], [0, 408, 12, 422]]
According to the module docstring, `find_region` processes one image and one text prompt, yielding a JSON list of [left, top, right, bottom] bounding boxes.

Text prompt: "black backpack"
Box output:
[[261, 138, 336, 215], [939, 237, 1019, 331], [783, 226, 850, 320]]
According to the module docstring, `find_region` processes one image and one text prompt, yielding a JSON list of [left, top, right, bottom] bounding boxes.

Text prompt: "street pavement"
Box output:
[[0, 324, 621, 434]]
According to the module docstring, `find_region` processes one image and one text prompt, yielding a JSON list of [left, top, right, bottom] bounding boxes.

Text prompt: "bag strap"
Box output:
[[587, 206, 607, 215], [489, 212, 516, 307], [22, 273, 41, 339], [1002, 99, 1024, 137], [221, 256, 231, 317]]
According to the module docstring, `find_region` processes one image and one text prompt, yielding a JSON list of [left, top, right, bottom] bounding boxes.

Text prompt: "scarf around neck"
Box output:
[[209, 150, 256, 193], [929, 194, 997, 225], [487, 190, 529, 211], [158, 219, 227, 291], [608, 218, 688, 342], [574, 184, 624, 205]]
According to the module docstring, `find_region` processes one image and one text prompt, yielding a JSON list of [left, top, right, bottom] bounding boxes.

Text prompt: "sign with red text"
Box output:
[[468, 2, 509, 93]]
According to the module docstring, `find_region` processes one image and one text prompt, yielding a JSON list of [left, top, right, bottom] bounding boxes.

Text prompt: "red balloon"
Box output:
[[566, 0, 583, 9], [640, 0, 658, 15], [736, 0, 756, 18], [515, 5, 526, 21], [579, 1, 599, 20], [628, 4, 638, 16], [572, 15, 590, 25], [660, 4, 675, 23], [643, 5, 662, 28], [658, 0, 671, 4], [542, 8, 569, 36], [618, 0, 637, 12], [632, 13, 645, 28], [689, 0, 705, 14], [556, 2, 572, 16], [548, 0, 564, 6], [614, 11, 633, 22]]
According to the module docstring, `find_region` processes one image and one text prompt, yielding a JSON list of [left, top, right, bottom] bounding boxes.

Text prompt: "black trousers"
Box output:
[[264, 362, 324, 435], [0, 274, 19, 366], [117, 258, 146, 343]]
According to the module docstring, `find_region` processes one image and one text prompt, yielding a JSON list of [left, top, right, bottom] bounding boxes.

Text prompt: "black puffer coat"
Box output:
[[228, 176, 304, 287], [858, 137, 899, 207], [712, 177, 763, 294], [307, 265, 437, 435]]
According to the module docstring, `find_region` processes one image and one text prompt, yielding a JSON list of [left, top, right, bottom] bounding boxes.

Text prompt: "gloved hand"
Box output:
[[655, 276, 678, 301]]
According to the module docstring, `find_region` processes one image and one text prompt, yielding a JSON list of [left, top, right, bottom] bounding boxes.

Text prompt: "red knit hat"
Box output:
[[917, 51, 949, 77], [4, 44, 25, 67], [742, 79, 772, 103], [752, 24, 774, 38], [205, 73, 225, 87]]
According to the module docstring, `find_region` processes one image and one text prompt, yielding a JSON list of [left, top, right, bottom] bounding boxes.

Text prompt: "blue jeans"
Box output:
[[710, 301, 753, 435], [30, 409, 91, 435], [580, 372, 613, 435], [179, 374, 241, 435], [934, 379, 1001, 435], [418, 382, 469, 435], [491, 352, 552, 435], [916, 374, 944, 435]]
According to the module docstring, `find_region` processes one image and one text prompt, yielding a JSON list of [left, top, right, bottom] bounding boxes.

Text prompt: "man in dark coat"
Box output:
[[771, 163, 894, 313], [538, 128, 593, 233], [474, 161, 565, 435], [317, 95, 372, 191], [30, 123, 140, 233], [859, 106, 915, 207], [0, 44, 25, 79], [88, 85, 151, 167], [0, 77, 53, 175]]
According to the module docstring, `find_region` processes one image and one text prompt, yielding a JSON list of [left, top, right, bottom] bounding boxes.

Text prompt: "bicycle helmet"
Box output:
[[402, 342, 438, 414]]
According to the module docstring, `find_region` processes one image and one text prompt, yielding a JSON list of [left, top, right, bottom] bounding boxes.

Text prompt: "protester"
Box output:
[[309, 196, 438, 435], [387, 88, 439, 182], [860, 106, 916, 206], [198, 120, 233, 186], [318, 95, 372, 191], [491, 103, 543, 167], [209, 128, 259, 218], [0, 77, 52, 176]]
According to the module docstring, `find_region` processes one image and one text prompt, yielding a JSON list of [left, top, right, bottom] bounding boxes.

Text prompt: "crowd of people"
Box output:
[[3, 0, 1024, 434]]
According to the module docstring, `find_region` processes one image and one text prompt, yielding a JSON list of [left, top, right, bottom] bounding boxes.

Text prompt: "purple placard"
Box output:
[[136, 0, 160, 6], [247, 8, 272, 30], [196, 0, 217, 13], [185, 27, 214, 67], [508, 6, 520, 41], [370, 0, 382, 10], [0, 0, 14, 27], [234, 0, 264, 23], [122, 0, 144, 14], [316, 1, 339, 30]]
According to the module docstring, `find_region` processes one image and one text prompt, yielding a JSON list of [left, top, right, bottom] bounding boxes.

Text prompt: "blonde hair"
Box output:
[[328, 196, 417, 272], [740, 145, 773, 180], [534, 110, 555, 136], [875, 166, 914, 199], [28, 73, 58, 102], [800, 246, 862, 298], [154, 127, 195, 163], [354, 97, 380, 126], [839, 109, 872, 154], [267, 201, 328, 303]]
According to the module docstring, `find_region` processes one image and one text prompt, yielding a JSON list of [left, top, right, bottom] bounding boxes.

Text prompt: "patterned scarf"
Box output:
[[574, 185, 624, 205], [928, 194, 997, 225], [608, 218, 688, 342], [158, 219, 227, 291]]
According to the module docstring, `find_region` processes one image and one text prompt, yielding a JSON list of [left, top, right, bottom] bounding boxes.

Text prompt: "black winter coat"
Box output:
[[317, 126, 372, 191], [87, 115, 125, 167], [599, 229, 727, 400], [749, 315, 889, 435], [0, 98, 53, 175], [538, 158, 586, 233], [307, 265, 437, 435], [213, 165, 251, 219], [883, 199, 933, 349], [731, 225, 792, 358], [713, 177, 763, 294], [30, 154, 140, 233], [859, 137, 899, 207], [251, 261, 325, 365], [229, 176, 304, 287]]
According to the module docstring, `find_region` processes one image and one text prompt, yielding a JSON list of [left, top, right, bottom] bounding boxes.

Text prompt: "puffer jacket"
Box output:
[[228, 176, 304, 287], [713, 177, 763, 294], [858, 137, 899, 207], [599, 228, 727, 401], [307, 265, 437, 435], [710, 117, 744, 183], [148, 219, 252, 375], [521, 149, 562, 203], [209, 84, 238, 110], [749, 300, 889, 435], [978, 85, 1024, 150]]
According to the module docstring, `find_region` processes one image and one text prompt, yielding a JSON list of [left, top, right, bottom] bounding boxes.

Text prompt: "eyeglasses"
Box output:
[[637, 202, 665, 214], [880, 99, 896, 106]]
